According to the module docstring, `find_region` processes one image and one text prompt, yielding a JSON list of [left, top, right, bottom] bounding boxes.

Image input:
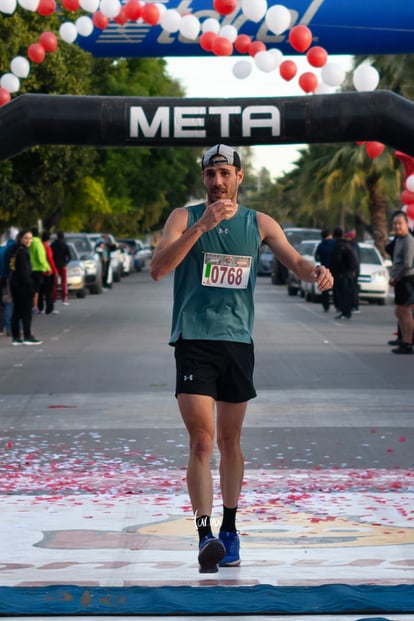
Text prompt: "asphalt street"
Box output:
[[0, 270, 412, 476]]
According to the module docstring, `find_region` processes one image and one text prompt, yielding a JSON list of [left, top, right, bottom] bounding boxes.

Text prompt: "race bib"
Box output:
[[202, 252, 252, 289]]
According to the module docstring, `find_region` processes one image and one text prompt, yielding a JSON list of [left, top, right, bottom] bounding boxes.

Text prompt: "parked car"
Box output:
[[257, 244, 273, 276], [55, 233, 103, 294], [271, 227, 321, 284], [301, 241, 389, 305], [287, 239, 320, 297], [356, 243, 390, 305], [65, 242, 88, 299], [87, 233, 123, 282], [117, 238, 151, 272]]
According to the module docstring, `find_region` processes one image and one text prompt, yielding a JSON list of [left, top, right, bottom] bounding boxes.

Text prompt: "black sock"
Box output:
[[196, 515, 212, 541], [220, 505, 237, 533]]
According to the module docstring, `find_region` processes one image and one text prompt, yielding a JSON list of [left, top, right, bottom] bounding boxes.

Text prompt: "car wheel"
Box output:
[[76, 287, 87, 299], [377, 298, 387, 305], [89, 276, 103, 294], [287, 284, 298, 296]]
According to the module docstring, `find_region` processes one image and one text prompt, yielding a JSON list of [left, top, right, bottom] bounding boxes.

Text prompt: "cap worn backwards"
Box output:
[[201, 144, 241, 170]]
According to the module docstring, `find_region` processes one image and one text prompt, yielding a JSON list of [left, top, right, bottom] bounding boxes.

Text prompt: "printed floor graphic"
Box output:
[[1, 467, 413, 616]]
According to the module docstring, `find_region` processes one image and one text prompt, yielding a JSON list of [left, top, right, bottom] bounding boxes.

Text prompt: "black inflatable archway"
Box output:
[[0, 89, 413, 160]]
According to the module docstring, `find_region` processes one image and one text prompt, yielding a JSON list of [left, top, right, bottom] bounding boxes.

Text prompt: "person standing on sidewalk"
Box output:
[[389, 210, 414, 354], [150, 144, 333, 573], [9, 229, 42, 345], [315, 228, 335, 312], [51, 231, 71, 304], [29, 227, 51, 314]]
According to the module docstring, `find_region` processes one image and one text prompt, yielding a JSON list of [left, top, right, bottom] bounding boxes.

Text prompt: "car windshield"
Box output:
[[67, 237, 93, 253], [285, 229, 320, 249], [300, 241, 318, 255], [67, 244, 78, 261], [360, 246, 382, 265]]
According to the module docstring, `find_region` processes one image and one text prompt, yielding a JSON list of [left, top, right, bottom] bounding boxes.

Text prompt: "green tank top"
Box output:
[[170, 202, 262, 345]]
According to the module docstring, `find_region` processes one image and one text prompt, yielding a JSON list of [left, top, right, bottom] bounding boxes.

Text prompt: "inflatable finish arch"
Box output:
[[0, 90, 414, 161]]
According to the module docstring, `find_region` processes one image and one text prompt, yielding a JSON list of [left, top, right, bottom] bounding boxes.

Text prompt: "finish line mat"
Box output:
[[1, 468, 413, 616]]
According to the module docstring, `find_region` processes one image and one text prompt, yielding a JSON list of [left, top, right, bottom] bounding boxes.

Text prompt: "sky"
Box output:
[[166, 55, 353, 179]]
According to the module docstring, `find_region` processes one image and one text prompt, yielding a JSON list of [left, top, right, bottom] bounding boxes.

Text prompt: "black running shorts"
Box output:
[[395, 275, 414, 305], [174, 339, 256, 403]]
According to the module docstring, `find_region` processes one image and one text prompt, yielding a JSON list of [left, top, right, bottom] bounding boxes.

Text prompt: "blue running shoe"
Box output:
[[198, 535, 225, 573], [218, 531, 240, 567]]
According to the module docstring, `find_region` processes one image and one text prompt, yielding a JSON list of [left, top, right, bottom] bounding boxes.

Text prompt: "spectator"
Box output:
[[330, 227, 358, 320], [389, 210, 414, 354], [9, 229, 42, 345], [315, 228, 335, 311], [344, 230, 361, 313], [51, 231, 71, 305], [29, 227, 51, 314], [0, 230, 17, 336], [39, 231, 58, 315]]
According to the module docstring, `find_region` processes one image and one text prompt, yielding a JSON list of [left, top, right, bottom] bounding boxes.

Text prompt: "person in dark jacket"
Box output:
[[9, 229, 42, 345], [330, 227, 358, 319], [51, 231, 71, 304], [315, 229, 335, 311]]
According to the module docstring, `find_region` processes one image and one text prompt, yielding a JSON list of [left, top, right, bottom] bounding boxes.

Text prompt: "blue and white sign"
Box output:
[[76, 0, 414, 58]]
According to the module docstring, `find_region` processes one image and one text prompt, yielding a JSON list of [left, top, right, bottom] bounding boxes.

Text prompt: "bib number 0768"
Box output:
[[209, 265, 243, 286]]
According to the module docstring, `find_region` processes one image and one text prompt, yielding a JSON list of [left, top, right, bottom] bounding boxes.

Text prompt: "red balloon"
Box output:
[[141, 3, 160, 25], [28, 43, 46, 64], [365, 141, 384, 158], [406, 204, 414, 219], [61, 0, 79, 9], [114, 7, 127, 24], [306, 45, 327, 68], [248, 40, 266, 57], [299, 71, 318, 93], [213, 0, 236, 15], [279, 59, 297, 81], [124, 0, 142, 20], [212, 36, 233, 56], [234, 34, 251, 54], [199, 31, 217, 52], [288, 25, 312, 53], [0, 88, 11, 106], [37, 0, 56, 15], [92, 11, 109, 29], [39, 31, 58, 52], [401, 189, 414, 205]]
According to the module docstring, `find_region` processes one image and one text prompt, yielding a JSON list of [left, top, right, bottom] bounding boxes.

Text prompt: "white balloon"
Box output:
[[315, 82, 335, 95], [10, 56, 30, 78], [59, 22, 78, 43], [353, 64, 380, 92], [160, 8, 181, 32], [232, 60, 252, 80], [202, 17, 220, 34], [18, 0, 38, 10], [179, 14, 200, 40], [0, 72, 20, 93], [0, 0, 16, 15], [242, 0, 267, 23], [99, 0, 120, 17], [268, 48, 283, 68], [265, 4, 291, 35], [321, 62, 345, 87], [254, 50, 276, 73], [76, 15, 94, 36], [406, 175, 414, 193], [154, 3, 165, 15], [219, 24, 237, 43], [79, 0, 98, 12]]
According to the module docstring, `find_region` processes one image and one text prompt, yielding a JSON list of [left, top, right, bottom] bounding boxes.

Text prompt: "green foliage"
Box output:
[[0, 12, 200, 237]]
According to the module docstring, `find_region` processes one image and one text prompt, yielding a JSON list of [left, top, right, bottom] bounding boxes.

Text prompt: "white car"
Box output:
[[301, 241, 389, 306]]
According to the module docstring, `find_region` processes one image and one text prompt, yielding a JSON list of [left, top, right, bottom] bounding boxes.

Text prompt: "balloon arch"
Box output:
[[0, 0, 414, 221]]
